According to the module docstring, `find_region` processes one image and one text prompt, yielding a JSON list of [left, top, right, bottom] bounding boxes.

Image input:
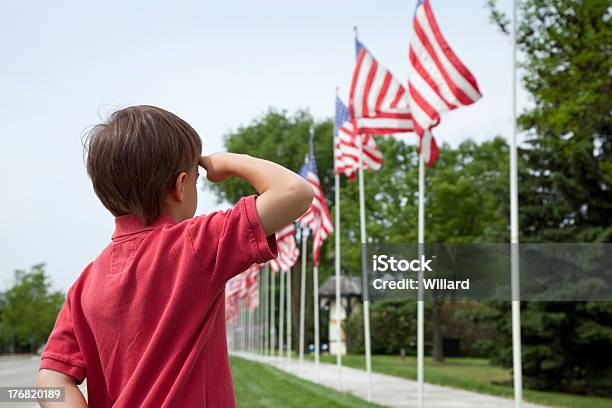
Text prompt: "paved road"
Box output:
[[0, 353, 550, 408], [234, 352, 549, 408], [0, 355, 87, 408]]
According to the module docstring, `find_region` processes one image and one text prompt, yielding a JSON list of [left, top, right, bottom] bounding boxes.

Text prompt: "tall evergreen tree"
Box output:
[[485, 0, 612, 395]]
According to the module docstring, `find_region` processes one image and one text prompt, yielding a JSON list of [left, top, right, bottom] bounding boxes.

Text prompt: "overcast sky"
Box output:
[[0, 0, 524, 292]]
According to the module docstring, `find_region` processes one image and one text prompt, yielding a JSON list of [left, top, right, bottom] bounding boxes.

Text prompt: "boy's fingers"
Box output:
[[199, 155, 210, 169]]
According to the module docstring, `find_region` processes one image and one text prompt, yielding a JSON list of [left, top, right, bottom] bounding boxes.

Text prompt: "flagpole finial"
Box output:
[[353, 26, 359, 40], [335, 86, 339, 97]]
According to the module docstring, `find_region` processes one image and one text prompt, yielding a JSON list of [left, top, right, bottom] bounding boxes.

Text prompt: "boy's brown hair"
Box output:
[[84, 105, 202, 225]]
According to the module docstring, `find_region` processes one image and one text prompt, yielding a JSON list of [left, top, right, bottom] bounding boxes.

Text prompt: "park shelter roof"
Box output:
[[318, 276, 362, 298]]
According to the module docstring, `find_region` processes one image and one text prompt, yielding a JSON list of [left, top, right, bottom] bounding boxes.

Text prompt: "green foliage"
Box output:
[[230, 356, 382, 407], [208, 108, 334, 207], [345, 300, 501, 357], [479, 301, 612, 396], [516, 0, 612, 242], [208, 108, 511, 284], [0, 264, 65, 353], [212, 2, 612, 390], [484, 0, 511, 35], [314, 354, 612, 408], [344, 302, 419, 355], [482, 0, 612, 396]]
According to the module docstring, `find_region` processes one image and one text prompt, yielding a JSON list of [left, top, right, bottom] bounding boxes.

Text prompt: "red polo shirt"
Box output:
[[40, 195, 277, 407]]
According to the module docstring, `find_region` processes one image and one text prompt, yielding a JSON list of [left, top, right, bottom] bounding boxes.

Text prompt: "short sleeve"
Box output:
[[187, 195, 277, 288], [40, 289, 86, 384]]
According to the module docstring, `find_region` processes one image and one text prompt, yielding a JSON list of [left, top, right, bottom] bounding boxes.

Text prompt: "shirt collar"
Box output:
[[112, 213, 178, 240]]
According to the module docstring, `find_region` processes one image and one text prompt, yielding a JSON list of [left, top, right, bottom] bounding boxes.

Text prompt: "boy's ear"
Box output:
[[170, 172, 188, 203]]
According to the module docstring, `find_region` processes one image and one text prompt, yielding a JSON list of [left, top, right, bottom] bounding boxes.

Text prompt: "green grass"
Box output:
[[230, 356, 382, 408], [309, 354, 612, 408]]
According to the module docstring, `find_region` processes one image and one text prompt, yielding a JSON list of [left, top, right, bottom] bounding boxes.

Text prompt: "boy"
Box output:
[[36, 105, 314, 407]]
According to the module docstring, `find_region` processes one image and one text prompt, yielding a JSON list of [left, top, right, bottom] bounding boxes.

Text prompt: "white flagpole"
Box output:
[[417, 152, 426, 408], [238, 301, 242, 352], [510, 1, 523, 406], [313, 264, 320, 378], [270, 270, 276, 357], [287, 267, 292, 364], [334, 87, 343, 390], [262, 273, 266, 354], [233, 309, 236, 352], [353, 26, 373, 403], [299, 227, 308, 365], [279, 271, 286, 360], [255, 278, 258, 353], [256, 274, 260, 354], [258, 272, 262, 354], [241, 299, 247, 353], [310, 125, 321, 380], [252, 308, 255, 353], [264, 264, 270, 355], [248, 309, 253, 353], [242, 299, 248, 353], [240, 301, 244, 352], [358, 134, 373, 402], [264, 264, 269, 356]]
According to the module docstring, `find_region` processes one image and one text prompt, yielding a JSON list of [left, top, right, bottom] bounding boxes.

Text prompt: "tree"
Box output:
[[1, 264, 65, 353], [345, 301, 420, 355], [487, 0, 612, 242], [207, 109, 511, 361], [484, 0, 612, 395]]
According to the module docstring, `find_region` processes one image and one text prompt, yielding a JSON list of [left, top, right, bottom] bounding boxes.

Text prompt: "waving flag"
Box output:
[[269, 224, 299, 273], [334, 97, 383, 180], [299, 139, 334, 266], [225, 263, 262, 322], [408, 0, 482, 165], [225, 297, 239, 326], [244, 264, 262, 311], [226, 273, 244, 299], [225, 274, 244, 325], [350, 39, 414, 134]]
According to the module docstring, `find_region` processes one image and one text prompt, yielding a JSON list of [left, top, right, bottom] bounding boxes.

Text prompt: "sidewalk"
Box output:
[[234, 352, 548, 408]]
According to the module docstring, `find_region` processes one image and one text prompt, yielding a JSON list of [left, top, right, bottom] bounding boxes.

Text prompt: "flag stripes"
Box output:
[[334, 96, 382, 180], [299, 139, 334, 266], [350, 39, 414, 134], [244, 264, 262, 311], [225, 263, 263, 324], [408, 0, 482, 165], [269, 224, 299, 273], [225, 273, 245, 326]]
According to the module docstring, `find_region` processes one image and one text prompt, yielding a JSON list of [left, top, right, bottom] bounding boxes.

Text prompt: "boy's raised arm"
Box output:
[[201, 153, 314, 236]]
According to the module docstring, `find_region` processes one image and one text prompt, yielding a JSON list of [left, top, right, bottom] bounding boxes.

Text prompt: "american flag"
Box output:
[[225, 264, 262, 321], [335, 96, 383, 180], [243, 264, 262, 312], [299, 138, 334, 266], [350, 39, 415, 135], [225, 274, 244, 325], [226, 272, 244, 300], [269, 224, 299, 273], [408, 0, 482, 165], [225, 296, 238, 326]]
